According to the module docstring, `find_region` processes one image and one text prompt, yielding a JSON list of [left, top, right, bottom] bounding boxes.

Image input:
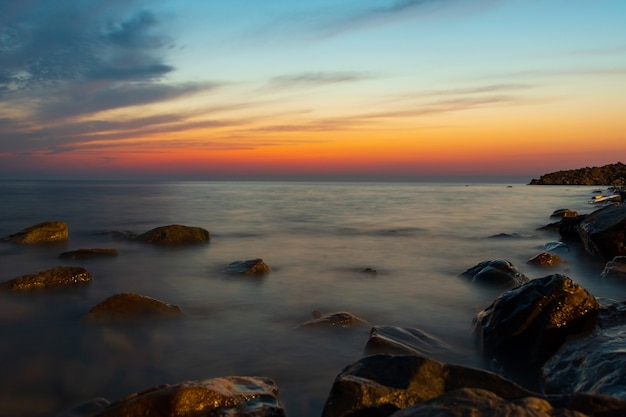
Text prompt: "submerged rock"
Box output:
[[85, 293, 185, 321], [459, 259, 529, 288], [601, 256, 626, 279], [224, 259, 271, 276], [473, 274, 599, 371], [135, 224, 210, 245], [0, 266, 92, 291], [1, 221, 69, 244], [91, 376, 285, 417], [364, 326, 457, 361], [59, 248, 119, 260], [298, 311, 368, 329], [576, 205, 626, 260], [527, 252, 562, 268]]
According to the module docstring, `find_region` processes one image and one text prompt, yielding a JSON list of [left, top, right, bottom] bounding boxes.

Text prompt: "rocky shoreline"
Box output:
[[529, 162, 626, 187], [2, 192, 626, 416]]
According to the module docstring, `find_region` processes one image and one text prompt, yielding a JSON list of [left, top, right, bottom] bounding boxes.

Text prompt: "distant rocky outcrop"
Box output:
[[1, 221, 69, 244], [0, 265, 92, 291], [529, 162, 626, 185]]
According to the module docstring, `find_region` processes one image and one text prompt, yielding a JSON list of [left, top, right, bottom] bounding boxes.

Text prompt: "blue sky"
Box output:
[[1, 0, 625, 180]]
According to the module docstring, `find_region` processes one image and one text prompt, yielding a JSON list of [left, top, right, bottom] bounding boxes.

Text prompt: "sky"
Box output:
[[1, 0, 625, 181]]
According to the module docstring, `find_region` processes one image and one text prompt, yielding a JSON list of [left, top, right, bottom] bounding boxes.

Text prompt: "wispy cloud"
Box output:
[[265, 71, 377, 90]]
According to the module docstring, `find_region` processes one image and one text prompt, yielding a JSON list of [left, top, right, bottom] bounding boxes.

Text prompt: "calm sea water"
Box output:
[[0, 180, 620, 417]]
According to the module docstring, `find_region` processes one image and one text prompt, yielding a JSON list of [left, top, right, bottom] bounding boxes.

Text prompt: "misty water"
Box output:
[[0, 180, 621, 417]]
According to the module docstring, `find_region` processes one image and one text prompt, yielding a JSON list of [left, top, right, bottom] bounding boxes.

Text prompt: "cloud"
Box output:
[[265, 71, 377, 90]]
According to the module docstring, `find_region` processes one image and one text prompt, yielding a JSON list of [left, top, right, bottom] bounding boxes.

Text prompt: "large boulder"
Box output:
[[88, 377, 285, 417], [85, 293, 185, 321], [527, 252, 562, 268], [135, 225, 210, 245], [321, 354, 626, 417], [459, 259, 529, 288], [473, 275, 599, 371], [224, 259, 271, 276], [543, 301, 626, 399], [1, 221, 69, 244], [0, 266, 92, 291], [576, 205, 626, 260]]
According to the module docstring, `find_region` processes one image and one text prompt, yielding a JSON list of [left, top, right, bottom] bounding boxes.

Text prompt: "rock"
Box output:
[[551, 209, 579, 218], [388, 388, 582, 417], [529, 162, 626, 186], [0, 266, 92, 291], [1, 221, 69, 244], [473, 274, 599, 371], [543, 301, 626, 400], [459, 259, 529, 288], [321, 354, 626, 417], [92, 376, 285, 417], [601, 256, 626, 278], [59, 248, 119, 260], [542, 241, 569, 253], [224, 259, 271, 276], [360, 267, 378, 276], [364, 326, 456, 361], [488, 233, 532, 239], [135, 225, 210, 245], [85, 293, 185, 321], [576, 205, 626, 260], [556, 216, 588, 242], [527, 252, 562, 268], [298, 311, 368, 329], [321, 354, 534, 417]]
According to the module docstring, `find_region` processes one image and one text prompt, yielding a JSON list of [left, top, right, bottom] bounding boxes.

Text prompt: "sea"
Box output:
[[0, 180, 621, 417]]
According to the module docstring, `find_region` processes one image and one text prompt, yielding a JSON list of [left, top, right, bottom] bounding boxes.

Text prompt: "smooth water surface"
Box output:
[[0, 181, 620, 416]]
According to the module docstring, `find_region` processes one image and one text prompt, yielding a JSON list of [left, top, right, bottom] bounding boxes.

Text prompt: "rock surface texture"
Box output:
[[473, 274, 599, 370], [1, 221, 69, 244], [135, 225, 210, 245], [364, 326, 457, 361], [527, 252, 563, 268], [0, 266, 92, 290], [89, 377, 286, 417], [601, 256, 626, 278], [543, 301, 626, 400], [576, 205, 626, 260]]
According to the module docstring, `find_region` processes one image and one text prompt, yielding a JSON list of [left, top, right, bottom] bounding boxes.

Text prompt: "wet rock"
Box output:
[[389, 388, 580, 417], [527, 252, 562, 268], [92, 376, 285, 417], [298, 311, 368, 329], [543, 301, 626, 399], [601, 256, 626, 278], [321, 354, 534, 417], [576, 205, 626, 260], [364, 326, 456, 361], [224, 259, 271, 276], [59, 248, 119, 260], [473, 274, 599, 371], [0, 266, 92, 291], [1, 221, 69, 244], [135, 224, 210, 245], [85, 293, 185, 321], [488, 233, 532, 239], [550, 209, 579, 218], [459, 259, 529, 288], [360, 267, 378, 276], [557, 216, 587, 242], [542, 241, 569, 253]]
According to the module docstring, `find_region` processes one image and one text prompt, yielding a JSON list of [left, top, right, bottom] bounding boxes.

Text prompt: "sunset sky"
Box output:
[[1, 0, 625, 181]]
